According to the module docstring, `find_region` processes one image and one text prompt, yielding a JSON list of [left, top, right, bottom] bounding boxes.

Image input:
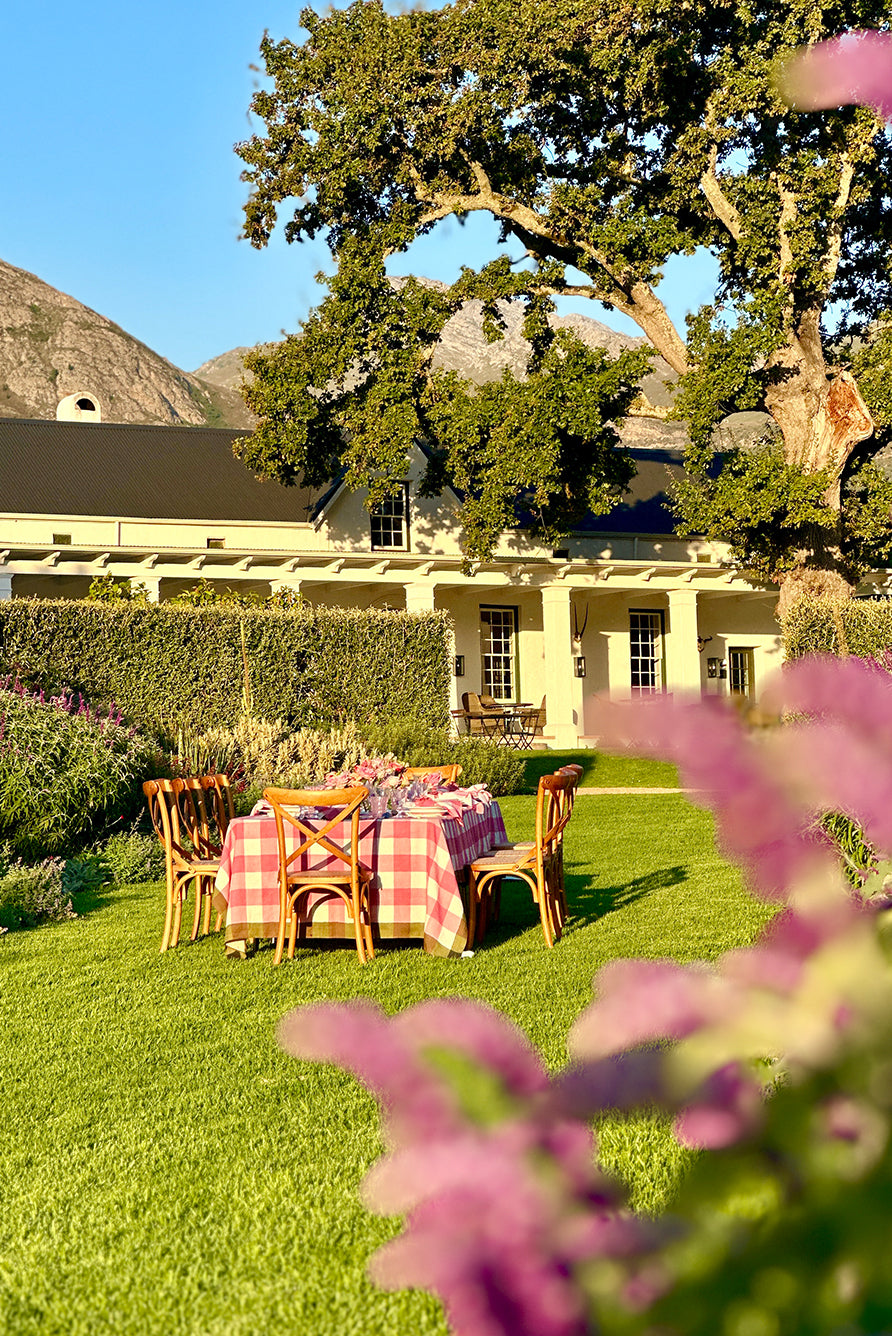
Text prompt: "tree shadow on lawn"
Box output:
[[566, 865, 688, 928], [70, 883, 149, 921], [479, 865, 690, 944]]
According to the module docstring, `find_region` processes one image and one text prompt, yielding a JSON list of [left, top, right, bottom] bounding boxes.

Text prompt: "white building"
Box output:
[[0, 416, 788, 746]]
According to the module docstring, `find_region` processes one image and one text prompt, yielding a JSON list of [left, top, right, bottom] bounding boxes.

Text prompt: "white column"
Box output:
[[405, 583, 437, 613], [142, 578, 162, 603], [0, 574, 12, 600], [269, 578, 303, 602], [665, 589, 702, 697], [541, 585, 584, 747]]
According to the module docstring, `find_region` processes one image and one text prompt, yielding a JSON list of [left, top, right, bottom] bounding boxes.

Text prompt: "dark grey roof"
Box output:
[[0, 419, 328, 523], [576, 448, 685, 536]]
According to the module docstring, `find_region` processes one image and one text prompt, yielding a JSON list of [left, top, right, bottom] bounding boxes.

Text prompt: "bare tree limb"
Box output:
[[699, 144, 742, 241]]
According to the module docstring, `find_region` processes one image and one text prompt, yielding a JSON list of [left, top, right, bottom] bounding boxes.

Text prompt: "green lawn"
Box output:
[[0, 766, 771, 1336]]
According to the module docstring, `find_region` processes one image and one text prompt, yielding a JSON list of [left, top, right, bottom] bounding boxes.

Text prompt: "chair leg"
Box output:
[[160, 875, 175, 953], [191, 877, 203, 942], [273, 889, 288, 965], [536, 876, 555, 948], [171, 882, 185, 948]]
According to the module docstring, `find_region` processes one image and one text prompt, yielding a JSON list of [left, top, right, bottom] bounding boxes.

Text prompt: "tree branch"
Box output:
[[699, 144, 742, 241], [822, 152, 855, 291], [409, 166, 689, 373]]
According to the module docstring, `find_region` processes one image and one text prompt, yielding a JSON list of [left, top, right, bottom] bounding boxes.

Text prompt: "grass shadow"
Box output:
[[567, 865, 688, 927], [70, 884, 149, 920], [471, 864, 689, 946], [520, 750, 680, 794]]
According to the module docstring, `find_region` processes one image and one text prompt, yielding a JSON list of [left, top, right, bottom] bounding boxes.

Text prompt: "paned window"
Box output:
[[729, 647, 755, 698], [481, 606, 518, 701], [370, 484, 409, 550], [629, 610, 664, 694]]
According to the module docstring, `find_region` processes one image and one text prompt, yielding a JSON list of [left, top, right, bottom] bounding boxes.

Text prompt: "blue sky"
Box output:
[[2, 0, 718, 373]]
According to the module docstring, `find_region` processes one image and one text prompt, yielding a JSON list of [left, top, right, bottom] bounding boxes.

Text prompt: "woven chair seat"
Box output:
[[472, 848, 534, 870]]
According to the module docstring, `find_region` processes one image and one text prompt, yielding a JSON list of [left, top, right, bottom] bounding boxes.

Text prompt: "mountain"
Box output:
[[0, 258, 254, 428], [195, 288, 693, 449]]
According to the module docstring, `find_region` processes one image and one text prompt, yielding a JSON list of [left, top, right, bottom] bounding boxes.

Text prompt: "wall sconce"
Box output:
[[697, 635, 713, 653], [453, 655, 465, 677], [707, 657, 727, 680], [574, 655, 586, 678]]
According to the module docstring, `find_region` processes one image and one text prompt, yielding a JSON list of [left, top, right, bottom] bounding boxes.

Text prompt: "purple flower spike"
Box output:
[[278, 1000, 463, 1147], [780, 30, 892, 121], [569, 958, 720, 1061], [393, 999, 549, 1098], [367, 1136, 620, 1336], [674, 1062, 764, 1150]]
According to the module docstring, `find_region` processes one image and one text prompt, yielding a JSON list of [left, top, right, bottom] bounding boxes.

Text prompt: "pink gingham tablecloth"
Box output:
[[212, 798, 507, 957]]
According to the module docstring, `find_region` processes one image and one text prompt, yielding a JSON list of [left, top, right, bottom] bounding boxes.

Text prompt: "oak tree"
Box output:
[[236, 0, 892, 595]]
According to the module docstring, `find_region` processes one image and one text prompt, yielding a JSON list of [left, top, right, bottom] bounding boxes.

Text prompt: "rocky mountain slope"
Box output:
[[0, 259, 254, 428], [196, 289, 692, 450]]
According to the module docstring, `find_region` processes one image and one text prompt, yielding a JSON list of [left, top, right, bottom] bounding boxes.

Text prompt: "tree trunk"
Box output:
[[764, 322, 874, 614]]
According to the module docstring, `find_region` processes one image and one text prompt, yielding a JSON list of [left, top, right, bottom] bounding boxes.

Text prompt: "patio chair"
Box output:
[[468, 772, 573, 948], [176, 777, 228, 940], [143, 778, 223, 952], [263, 786, 375, 965], [405, 764, 463, 785], [550, 765, 583, 935], [461, 691, 503, 739], [200, 773, 236, 840], [512, 696, 546, 747]]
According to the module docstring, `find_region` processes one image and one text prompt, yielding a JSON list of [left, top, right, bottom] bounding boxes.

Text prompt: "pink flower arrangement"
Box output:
[[322, 754, 408, 790], [279, 656, 892, 1336]]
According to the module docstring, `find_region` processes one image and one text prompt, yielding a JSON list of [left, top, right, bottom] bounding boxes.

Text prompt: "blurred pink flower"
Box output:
[[590, 694, 819, 897], [779, 30, 892, 119], [568, 958, 723, 1061]]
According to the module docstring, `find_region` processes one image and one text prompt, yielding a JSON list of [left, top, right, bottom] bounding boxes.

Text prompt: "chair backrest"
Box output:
[[405, 764, 463, 785], [143, 778, 192, 873], [479, 693, 500, 710], [461, 692, 488, 734], [555, 764, 583, 815], [263, 786, 368, 888], [535, 773, 574, 868], [200, 774, 235, 839], [176, 777, 220, 858]]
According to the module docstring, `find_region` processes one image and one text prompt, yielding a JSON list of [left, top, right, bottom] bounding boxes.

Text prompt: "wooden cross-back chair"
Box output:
[[263, 786, 375, 965], [143, 778, 223, 952], [199, 773, 235, 840], [550, 764, 583, 935], [468, 772, 574, 948], [405, 764, 463, 785]]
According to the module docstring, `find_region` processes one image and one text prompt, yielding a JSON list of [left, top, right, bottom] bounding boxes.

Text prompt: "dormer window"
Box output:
[[370, 484, 410, 551]]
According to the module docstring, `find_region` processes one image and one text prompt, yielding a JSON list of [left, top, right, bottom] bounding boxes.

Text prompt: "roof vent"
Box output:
[[57, 392, 101, 423]]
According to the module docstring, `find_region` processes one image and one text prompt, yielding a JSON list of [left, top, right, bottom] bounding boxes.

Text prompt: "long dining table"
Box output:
[[212, 788, 508, 958]]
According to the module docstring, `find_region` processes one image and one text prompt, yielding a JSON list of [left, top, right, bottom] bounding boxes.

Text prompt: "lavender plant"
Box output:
[[0, 857, 74, 930], [278, 656, 892, 1336], [0, 684, 156, 856]]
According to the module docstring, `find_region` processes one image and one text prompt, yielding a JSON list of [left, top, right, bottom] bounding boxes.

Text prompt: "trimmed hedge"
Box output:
[[781, 594, 892, 660], [0, 600, 451, 733]]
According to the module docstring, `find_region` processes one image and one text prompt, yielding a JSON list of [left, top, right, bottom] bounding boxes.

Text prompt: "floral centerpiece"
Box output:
[[321, 756, 451, 814], [322, 754, 410, 814]]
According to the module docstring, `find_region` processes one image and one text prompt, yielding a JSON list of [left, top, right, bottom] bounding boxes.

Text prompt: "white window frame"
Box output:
[[480, 605, 519, 702], [370, 483, 410, 551], [629, 609, 665, 695]]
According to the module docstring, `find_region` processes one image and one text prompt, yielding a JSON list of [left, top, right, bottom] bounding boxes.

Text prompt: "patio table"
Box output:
[[212, 793, 507, 958]]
